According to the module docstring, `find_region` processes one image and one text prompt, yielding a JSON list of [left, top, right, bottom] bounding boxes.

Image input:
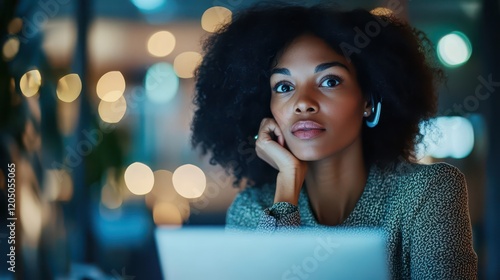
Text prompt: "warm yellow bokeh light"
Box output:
[[146, 170, 190, 220], [96, 71, 126, 102], [172, 164, 206, 199], [174, 197, 190, 220], [370, 7, 393, 16], [58, 171, 74, 202], [57, 99, 80, 135], [152, 202, 183, 226], [201, 6, 232, 33], [2, 37, 20, 61], [8, 18, 23, 34], [43, 169, 74, 202], [145, 170, 174, 207], [20, 184, 43, 245], [101, 184, 123, 209], [57, 73, 82, 103], [124, 162, 155, 195], [147, 31, 176, 57], [98, 95, 127, 123], [20, 69, 42, 97], [173, 52, 202, 79], [10, 78, 15, 93]]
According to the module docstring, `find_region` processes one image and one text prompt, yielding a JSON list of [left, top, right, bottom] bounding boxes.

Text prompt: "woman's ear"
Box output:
[[363, 98, 372, 117], [364, 93, 382, 128]]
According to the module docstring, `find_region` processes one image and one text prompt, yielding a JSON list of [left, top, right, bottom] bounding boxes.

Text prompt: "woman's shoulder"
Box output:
[[385, 161, 467, 201], [393, 161, 465, 185], [393, 160, 463, 177]]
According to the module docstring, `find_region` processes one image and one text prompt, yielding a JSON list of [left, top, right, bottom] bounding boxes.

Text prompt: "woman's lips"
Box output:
[[291, 121, 326, 140], [292, 129, 325, 139]]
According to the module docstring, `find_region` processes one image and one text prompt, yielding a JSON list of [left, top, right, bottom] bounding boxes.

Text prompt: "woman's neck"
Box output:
[[304, 136, 367, 226]]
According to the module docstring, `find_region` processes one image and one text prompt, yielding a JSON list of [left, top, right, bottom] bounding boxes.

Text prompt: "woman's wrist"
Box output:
[[274, 170, 305, 205]]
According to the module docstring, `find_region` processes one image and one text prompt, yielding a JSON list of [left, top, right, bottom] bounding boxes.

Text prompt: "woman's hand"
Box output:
[[255, 118, 307, 205]]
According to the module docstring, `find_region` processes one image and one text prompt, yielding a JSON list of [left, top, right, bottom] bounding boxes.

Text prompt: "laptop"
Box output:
[[155, 226, 389, 280]]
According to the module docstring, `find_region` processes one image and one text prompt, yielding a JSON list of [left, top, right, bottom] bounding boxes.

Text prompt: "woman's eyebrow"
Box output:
[[270, 68, 291, 76], [315, 62, 350, 73], [271, 62, 350, 76]]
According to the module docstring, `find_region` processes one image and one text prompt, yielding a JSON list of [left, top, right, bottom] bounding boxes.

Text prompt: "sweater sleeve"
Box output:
[[257, 202, 301, 232], [409, 164, 478, 279], [225, 185, 301, 232]]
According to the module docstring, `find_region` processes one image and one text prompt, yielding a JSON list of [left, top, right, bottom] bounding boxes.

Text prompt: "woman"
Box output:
[[191, 3, 477, 279]]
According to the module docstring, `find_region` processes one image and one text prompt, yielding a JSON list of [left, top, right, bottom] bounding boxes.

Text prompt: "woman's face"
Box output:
[[270, 34, 369, 161]]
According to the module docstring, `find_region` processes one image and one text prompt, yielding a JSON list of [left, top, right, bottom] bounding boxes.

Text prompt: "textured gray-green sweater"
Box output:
[[226, 162, 477, 279]]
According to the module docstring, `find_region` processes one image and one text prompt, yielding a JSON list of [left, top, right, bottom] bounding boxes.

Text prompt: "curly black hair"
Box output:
[[191, 3, 443, 187]]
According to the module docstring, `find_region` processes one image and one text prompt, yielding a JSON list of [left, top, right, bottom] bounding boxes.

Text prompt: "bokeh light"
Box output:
[[10, 78, 16, 97], [7, 18, 23, 34], [124, 162, 155, 195], [146, 170, 174, 207], [418, 116, 474, 159], [145, 62, 179, 103], [172, 164, 206, 199], [43, 169, 74, 202], [152, 202, 183, 226], [22, 120, 41, 152], [20, 182, 43, 245], [147, 31, 176, 57], [57, 73, 82, 103], [96, 71, 126, 102], [101, 184, 123, 209], [20, 69, 42, 97], [370, 7, 393, 16], [2, 37, 20, 61], [173, 51, 202, 79], [437, 31, 472, 67], [57, 99, 80, 135], [98, 95, 127, 123], [201, 6, 232, 33], [171, 196, 190, 221], [130, 0, 166, 11], [146, 170, 190, 220]]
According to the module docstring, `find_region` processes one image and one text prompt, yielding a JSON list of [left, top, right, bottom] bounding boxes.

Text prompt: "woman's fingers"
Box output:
[[257, 118, 283, 146], [255, 118, 307, 205], [255, 118, 298, 171], [269, 121, 285, 147]]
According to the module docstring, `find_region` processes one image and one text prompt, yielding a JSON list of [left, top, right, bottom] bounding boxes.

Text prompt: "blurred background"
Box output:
[[0, 0, 498, 279]]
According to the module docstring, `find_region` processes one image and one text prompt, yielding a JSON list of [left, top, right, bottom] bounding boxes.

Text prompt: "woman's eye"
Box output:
[[320, 76, 342, 88], [274, 83, 295, 93]]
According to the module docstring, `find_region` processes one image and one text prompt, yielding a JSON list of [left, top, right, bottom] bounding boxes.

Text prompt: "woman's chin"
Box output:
[[290, 150, 323, 162]]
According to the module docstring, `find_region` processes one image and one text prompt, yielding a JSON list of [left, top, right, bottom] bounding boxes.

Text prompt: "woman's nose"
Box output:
[[294, 89, 319, 114]]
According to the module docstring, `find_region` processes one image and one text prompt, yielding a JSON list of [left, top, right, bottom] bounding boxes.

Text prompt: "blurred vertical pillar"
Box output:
[[481, 0, 500, 279], [66, 0, 92, 263]]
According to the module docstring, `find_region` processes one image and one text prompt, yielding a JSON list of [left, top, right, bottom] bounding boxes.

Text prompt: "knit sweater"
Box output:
[[226, 162, 478, 279]]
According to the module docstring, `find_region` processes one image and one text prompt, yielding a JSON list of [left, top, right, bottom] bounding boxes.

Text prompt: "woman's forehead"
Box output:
[[273, 35, 353, 71]]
